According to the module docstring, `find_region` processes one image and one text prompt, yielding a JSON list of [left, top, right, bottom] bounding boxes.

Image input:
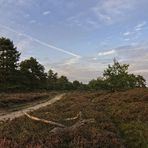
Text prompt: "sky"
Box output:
[[0, 0, 148, 83]]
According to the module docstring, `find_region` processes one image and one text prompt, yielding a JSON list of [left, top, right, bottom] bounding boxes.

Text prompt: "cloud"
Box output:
[[66, 12, 100, 31], [92, 0, 138, 24], [135, 21, 146, 31], [16, 39, 31, 51], [85, 19, 100, 29], [46, 57, 107, 83], [124, 38, 130, 41], [29, 20, 36, 24], [0, 0, 33, 7], [0, 24, 81, 58], [132, 69, 148, 73], [24, 14, 30, 18], [122, 21, 147, 41], [109, 43, 148, 83], [98, 50, 116, 56], [62, 57, 81, 65], [123, 31, 132, 36], [43, 42, 148, 84], [43, 10, 51, 15]]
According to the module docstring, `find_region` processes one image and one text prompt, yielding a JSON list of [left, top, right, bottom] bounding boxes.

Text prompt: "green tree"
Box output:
[[20, 57, 47, 89], [103, 59, 146, 91], [89, 77, 107, 90], [130, 75, 146, 88], [47, 69, 58, 90], [0, 37, 21, 90], [56, 76, 72, 90], [73, 80, 81, 90], [136, 75, 146, 87]]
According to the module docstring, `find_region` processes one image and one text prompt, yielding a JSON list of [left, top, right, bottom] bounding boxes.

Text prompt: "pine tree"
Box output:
[[47, 69, 58, 90], [20, 57, 47, 89], [0, 37, 20, 90]]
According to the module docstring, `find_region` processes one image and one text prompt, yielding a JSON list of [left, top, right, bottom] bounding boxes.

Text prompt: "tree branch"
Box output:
[[24, 112, 66, 128]]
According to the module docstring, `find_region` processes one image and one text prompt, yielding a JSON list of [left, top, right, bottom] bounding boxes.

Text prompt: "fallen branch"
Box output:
[[24, 112, 66, 128], [24, 111, 95, 131], [64, 111, 82, 121], [50, 118, 96, 134]]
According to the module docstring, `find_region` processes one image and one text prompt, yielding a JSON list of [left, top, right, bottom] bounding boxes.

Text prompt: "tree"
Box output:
[[136, 75, 146, 88], [47, 69, 58, 90], [0, 37, 21, 90], [128, 74, 146, 88], [103, 59, 146, 91], [20, 57, 47, 89], [73, 80, 81, 90], [56, 76, 72, 90], [88, 77, 107, 90]]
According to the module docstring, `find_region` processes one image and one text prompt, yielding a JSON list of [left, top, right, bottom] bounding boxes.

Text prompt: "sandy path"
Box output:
[[0, 93, 65, 121]]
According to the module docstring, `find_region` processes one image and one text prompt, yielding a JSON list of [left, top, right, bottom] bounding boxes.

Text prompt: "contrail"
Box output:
[[0, 24, 81, 58]]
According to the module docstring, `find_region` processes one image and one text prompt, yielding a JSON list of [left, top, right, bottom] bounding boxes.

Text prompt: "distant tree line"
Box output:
[[0, 37, 146, 91], [88, 59, 146, 91], [0, 37, 86, 91]]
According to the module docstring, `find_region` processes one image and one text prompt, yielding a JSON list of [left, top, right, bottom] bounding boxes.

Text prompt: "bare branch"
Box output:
[[24, 112, 66, 128], [64, 111, 82, 121]]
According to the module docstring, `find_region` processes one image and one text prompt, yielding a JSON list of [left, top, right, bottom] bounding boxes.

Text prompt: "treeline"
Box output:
[[0, 37, 146, 91], [0, 37, 86, 91], [89, 59, 146, 91]]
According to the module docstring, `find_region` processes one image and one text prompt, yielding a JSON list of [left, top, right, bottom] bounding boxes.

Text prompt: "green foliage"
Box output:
[[89, 59, 146, 91], [20, 57, 47, 90], [0, 37, 147, 91], [47, 69, 58, 90], [120, 122, 148, 148], [103, 59, 146, 90], [89, 77, 107, 90], [0, 37, 21, 90], [56, 76, 73, 90], [72, 80, 81, 90], [103, 59, 130, 90]]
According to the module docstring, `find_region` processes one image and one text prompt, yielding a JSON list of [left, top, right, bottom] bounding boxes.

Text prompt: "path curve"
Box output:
[[0, 93, 65, 121]]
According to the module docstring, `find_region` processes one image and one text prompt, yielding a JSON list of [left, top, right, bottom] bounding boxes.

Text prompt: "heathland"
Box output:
[[0, 89, 148, 148]]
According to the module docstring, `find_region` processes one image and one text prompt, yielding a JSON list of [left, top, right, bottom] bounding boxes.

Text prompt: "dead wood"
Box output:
[[50, 118, 95, 135], [64, 111, 82, 121], [24, 112, 66, 128], [24, 111, 95, 134]]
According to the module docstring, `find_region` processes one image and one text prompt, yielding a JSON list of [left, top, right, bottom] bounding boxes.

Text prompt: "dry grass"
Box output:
[[0, 92, 58, 111], [0, 88, 148, 147]]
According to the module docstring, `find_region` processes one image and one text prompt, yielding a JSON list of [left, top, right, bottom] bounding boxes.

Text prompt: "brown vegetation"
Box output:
[[0, 92, 58, 111], [0, 88, 148, 147]]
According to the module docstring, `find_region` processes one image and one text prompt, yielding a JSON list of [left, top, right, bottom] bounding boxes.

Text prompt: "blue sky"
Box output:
[[0, 0, 148, 83]]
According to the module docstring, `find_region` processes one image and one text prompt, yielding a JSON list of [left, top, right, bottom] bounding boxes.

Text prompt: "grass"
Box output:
[[0, 88, 148, 147], [0, 91, 58, 112]]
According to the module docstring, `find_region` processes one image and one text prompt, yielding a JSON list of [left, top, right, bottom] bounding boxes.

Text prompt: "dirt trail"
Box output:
[[0, 93, 65, 121]]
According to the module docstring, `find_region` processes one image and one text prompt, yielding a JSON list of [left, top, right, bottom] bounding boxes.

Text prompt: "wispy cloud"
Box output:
[[0, 0, 34, 7], [98, 50, 116, 56], [62, 57, 81, 65], [29, 20, 36, 24], [123, 31, 132, 36], [46, 57, 107, 83], [132, 69, 148, 73], [122, 21, 147, 41], [92, 0, 137, 24], [0, 24, 81, 58], [124, 38, 130, 41], [16, 39, 31, 51], [135, 21, 147, 31], [43, 10, 50, 15], [43, 43, 148, 84], [66, 12, 100, 31]]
